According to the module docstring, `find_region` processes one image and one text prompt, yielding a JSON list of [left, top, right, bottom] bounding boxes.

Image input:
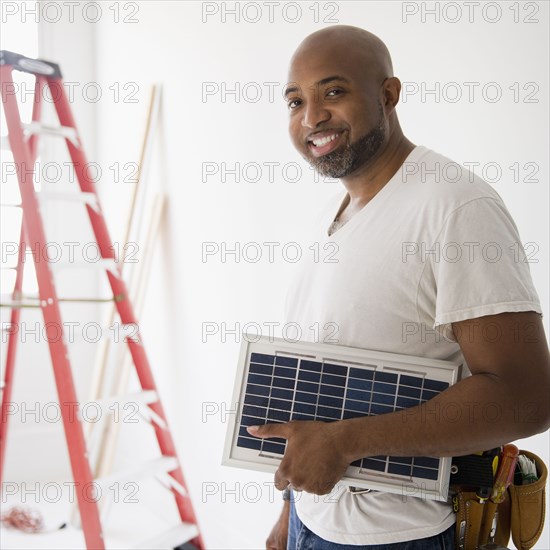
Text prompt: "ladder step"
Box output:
[[0, 293, 123, 308], [95, 456, 179, 489], [131, 523, 199, 550], [23, 121, 79, 147], [1, 135, 11, 151], [94, 390, 159, 411], [38, 191, 100, 212]]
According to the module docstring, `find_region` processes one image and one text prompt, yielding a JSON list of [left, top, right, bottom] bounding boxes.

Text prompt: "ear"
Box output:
[[382, 77, 402, 113]]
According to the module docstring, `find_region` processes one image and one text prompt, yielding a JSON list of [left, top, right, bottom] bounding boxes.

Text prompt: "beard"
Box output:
[[307, 103, 386, 179]]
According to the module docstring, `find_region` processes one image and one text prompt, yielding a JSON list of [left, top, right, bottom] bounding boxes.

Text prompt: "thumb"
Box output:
[[247, 422, 289, 439]]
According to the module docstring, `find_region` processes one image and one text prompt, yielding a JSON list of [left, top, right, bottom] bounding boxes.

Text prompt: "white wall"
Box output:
[[3, 1, 548, 548], [92, 3, 549, 548]]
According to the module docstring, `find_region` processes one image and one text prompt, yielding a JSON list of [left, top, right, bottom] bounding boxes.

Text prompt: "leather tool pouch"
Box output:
[[509, 450, 547, 550], [452, 450, 546, 550]]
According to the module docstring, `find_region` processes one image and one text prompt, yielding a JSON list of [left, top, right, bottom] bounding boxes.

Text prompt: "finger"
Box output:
[[247, 422, 289, 439], [274, 468, 290, 491]]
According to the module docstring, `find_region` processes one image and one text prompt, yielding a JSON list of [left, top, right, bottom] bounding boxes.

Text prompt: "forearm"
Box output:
[[334, 372, 547, 462]]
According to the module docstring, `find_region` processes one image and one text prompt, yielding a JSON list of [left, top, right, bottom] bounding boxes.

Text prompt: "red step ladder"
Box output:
[[0, 50, 204, 550]]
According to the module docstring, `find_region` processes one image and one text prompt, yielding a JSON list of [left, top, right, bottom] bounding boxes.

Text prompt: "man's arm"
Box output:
[[248, 311, 550, 494]]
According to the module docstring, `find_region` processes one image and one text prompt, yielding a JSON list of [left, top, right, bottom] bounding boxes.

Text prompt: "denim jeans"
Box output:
[[287, 499, 455, 550]]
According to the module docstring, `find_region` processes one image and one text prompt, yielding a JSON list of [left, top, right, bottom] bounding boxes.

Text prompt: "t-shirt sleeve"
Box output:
[[431, 197, 542, 336]]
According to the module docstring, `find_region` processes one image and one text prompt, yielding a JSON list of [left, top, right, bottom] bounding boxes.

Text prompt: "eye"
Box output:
[[326, 88, 344, 98], [287, 98, 302, 110]]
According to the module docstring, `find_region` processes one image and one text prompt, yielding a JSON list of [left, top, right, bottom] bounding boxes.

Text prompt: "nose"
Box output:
[[301, 100, 330, 129]]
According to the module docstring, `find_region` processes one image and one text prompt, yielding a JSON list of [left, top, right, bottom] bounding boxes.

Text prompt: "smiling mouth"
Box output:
[[307, 131, 344, 157]]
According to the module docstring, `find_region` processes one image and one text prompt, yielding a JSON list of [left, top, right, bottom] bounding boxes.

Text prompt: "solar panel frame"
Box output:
[[222, 336, 462, 501]]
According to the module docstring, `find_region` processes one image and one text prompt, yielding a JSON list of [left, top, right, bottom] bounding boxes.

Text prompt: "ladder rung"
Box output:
[[1, 135, 11, 151], [0, 297, 42, 308], [49, 258, 120, 275], [0, 293, 123, 308], [38, 191, 100, 212], [95, 456, 179, 489], [23, 121, 79, 147], [131, 523, 199, 550], [93, 390, 159, 411]]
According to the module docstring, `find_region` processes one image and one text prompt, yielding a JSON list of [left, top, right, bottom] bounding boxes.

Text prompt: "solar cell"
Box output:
[[223, 336, 462, 501]]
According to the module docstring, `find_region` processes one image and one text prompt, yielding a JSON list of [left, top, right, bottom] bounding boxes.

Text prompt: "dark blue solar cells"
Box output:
[[242, 405, 267, 418], [371, 392, 395, 406], [424, 379, 449, 392], [323, 384, 345, 397], [321, 373, 346, 387], [323, 363, 348, 376], [396, 396, 420, 409], [374, 371, 398, 383], [362, 458, 386, 471], [274, 366, 297, 379], [250, 353, 275, 365], [267, 408, 291, 422], [389, 456, 413, 465], [276, 356, 298, 367], [398, 385, 421, 398], [246, 383, 270, 397], [261, 441, 286, 455], [349, 367, 374, 380], [345, 399, 370, 413], [413, 456, 440, 469], [295, 391, 317, 404], [238, 436, 261, 450], [348, 378, 373, 391], [401, 375, 423, 388], [412, 466, 439, 480], [373, 382, 397, 395], [318, 395, 343, 408], [248, 373, 272, 386], [296, 381, 318, 393], [388, 463, 412, 476], [270, 387, 293, 400], [236, 353, 450, 483], [370, 403, 393, 415], [272, 377, 295, 389], [421, 389, 439, 402], [249, 363, 273, 375], [298, 369, 321, 382], [269, 398, 291, 410], [346, 388, 371, 401], [300, 360, 323, 372], [316, 406, 341, 420], [293, 402, 316, 415], [244, 394, 269, 407]]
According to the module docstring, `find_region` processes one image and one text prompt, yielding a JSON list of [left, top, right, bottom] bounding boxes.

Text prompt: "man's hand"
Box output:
[[247, 420, 350, 495], [266, 501, 290, 550]]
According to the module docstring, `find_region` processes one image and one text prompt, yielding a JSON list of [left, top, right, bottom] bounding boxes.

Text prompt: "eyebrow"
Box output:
[[283, 75, 350, 98]]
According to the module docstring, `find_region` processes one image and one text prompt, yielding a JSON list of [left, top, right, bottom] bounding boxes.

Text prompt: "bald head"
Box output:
[[290, 25, 394, 84]]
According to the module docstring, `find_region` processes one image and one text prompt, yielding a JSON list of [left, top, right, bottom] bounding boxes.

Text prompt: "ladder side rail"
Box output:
[[0, 66, 105, 550], [0, 225, 26, 483], [28, 77, 45, 161], [50, 76, 205, 547]]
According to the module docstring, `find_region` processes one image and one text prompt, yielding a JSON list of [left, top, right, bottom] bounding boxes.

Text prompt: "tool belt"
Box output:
[[449, 449, 547, 550]]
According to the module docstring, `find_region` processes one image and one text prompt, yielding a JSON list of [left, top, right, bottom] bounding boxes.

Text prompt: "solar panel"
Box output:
[[222, 336, 462, 501]]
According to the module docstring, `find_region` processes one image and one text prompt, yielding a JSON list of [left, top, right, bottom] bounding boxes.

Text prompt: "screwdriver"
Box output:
[[490, 444, 519, 503]]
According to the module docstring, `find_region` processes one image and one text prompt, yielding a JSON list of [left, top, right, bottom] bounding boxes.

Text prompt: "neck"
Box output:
[[340, 128, 415, 207]]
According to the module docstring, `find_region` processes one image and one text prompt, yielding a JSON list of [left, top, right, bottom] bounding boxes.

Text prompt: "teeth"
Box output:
[[312, 133, 338, 147]]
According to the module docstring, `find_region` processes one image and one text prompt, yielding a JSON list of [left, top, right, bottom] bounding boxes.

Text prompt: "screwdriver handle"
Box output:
[[490, 444, 519, 503]]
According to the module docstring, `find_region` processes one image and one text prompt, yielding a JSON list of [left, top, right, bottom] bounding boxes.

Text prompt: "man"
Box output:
[[247, 25, 550, 548]]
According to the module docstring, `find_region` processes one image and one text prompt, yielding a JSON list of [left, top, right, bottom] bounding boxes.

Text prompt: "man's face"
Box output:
[[286, 46, 387, 178]]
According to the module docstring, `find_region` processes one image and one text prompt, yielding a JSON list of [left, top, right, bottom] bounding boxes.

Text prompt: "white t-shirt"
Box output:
[[284, 145, 542, 544]]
